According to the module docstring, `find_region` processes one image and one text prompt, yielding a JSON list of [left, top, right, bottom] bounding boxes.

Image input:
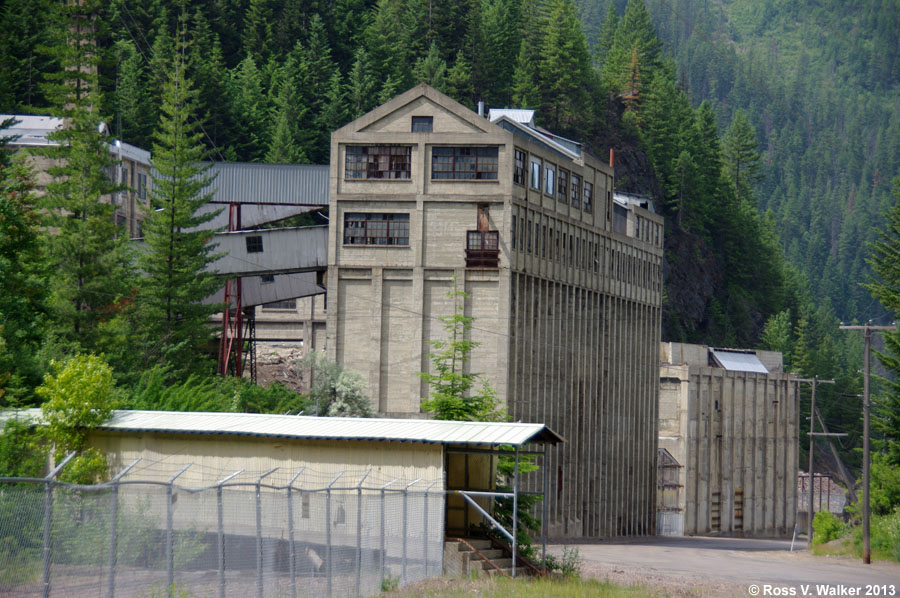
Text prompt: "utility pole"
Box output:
[[839, 322, 895, 564], [797, 376, 835, 548]]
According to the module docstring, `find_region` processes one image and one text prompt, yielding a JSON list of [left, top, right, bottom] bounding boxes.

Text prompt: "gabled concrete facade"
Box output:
[[326, 85, 664, 538]]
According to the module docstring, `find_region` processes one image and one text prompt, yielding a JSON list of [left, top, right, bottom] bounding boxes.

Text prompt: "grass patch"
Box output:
[[379, 575, 662, 597]]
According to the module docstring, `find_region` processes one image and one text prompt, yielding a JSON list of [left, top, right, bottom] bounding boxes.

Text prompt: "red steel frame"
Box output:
[[217, 203, 244, 376]]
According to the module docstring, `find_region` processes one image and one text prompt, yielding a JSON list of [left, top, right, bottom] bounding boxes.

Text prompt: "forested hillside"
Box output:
[[582, 0, 900, 474]]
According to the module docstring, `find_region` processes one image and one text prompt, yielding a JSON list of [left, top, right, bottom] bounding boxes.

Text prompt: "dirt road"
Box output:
[[550, 536, 900, 597]]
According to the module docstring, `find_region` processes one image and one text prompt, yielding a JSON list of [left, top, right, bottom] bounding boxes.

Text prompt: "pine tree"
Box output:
[[0, 158, 46, 406], [0, 0, 57, 111], [137, 19, 223, 379], [315, 70, 349, 144], [226, 55, 270, 161], [38, 0, 132, 347], [112, 40, 154, 148], [413, 43, 448, 93], [540, 0, 592, 129], [446, 49, 475, 108], [479, 0, 518, 106], [346, 48, 378, 119], [865, 178, 900, 464], [722, 109, 762, 204], [593, 1, 618, 68]]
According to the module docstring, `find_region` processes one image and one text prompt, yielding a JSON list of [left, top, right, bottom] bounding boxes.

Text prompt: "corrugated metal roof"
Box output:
[[206, 162, 329, 206], [489, 109, 535, 127], [0, 114, 63, 146], [1, 409, 564, 446], [710, 349, 769, 374]]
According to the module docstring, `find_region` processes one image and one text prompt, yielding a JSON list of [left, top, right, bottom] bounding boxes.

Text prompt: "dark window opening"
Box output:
[[412, 116, 433, 132], [584, 182, 593, 213], [261, 274, 275, 284], [345, 146, 411, 179], [513, 149, 526, 185], [557, 169, 568, 203], [432, 146, 498, 180], [571, 175, 581, 208], [246, 235, 263, 253], [263, 299, 296, 310], [343, 212, 410, 246]]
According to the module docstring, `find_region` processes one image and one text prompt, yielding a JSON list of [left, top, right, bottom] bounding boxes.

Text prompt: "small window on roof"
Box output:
[[412, 116, 433, 132]]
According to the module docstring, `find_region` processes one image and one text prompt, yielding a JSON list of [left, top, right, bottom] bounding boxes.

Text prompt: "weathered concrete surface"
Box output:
[[553, 537, 900, 596]]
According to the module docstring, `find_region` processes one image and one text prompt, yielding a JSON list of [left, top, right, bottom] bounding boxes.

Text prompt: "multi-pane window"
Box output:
[[343, 213, 410, 246], [345, 146, 411, 179], [530, 158, 541, 189], [571, 175, 581, 208], [263, 299, 296, 310], [137, 173, 147, 201], [557, 169, 568, 203], [584, 182, 593, 213], [544, 165, 555, 195], [431, 147, 498, 179], [514, 149, 526, 185], [411, 116, 433, 132], [246, 235, 263, 253]]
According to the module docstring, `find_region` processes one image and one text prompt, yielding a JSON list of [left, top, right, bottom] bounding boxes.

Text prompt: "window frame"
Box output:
[[344, 145, 412, 180], [544, 164, 555, 195], [513, 149, 526, 186], [571, 174, 581, 208], [342, 212, 410, 246], [584, 182, 593, 213], [529, 157, 542, 190], [431, 146, 498, 180], [557, 169, 569, 203], [246, 235, 264, 253], [411, 116, 433, 132]]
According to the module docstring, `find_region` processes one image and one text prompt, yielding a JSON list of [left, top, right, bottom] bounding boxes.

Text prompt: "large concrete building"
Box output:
[[658, 342, 800, 537], [326, 85, 664, 538]]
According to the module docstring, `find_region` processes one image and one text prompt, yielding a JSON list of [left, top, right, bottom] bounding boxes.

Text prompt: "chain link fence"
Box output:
[[0, 463, 444, 598]]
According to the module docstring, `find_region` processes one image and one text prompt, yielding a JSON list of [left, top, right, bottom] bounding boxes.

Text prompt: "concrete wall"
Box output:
[[658, 359, 800, 537], [327, 85, 664, 538]]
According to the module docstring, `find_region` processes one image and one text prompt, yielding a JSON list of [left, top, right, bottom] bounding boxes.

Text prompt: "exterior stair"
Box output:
[[443, 538, 535, 579]]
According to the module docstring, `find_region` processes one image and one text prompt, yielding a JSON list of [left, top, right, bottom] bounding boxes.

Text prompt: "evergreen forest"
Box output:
[[1, 0, 900, 522]]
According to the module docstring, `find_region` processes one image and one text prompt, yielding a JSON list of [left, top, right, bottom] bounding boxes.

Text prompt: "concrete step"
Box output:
[[473, 548, 505, 560], [465, 539, 492, 550], [479, 557, 513, 570], [486, 567, 512, 578]]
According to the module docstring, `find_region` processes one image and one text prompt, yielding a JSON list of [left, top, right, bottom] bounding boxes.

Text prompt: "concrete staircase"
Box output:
[[443, 538, 521, 578]]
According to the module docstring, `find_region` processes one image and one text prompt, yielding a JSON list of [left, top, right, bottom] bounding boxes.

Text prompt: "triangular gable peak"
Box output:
[[335, 83, 496, 137]]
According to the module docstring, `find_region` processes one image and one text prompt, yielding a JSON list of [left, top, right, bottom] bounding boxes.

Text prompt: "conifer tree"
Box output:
[[316, 70, 349, 141], [413, 43, 448, 93], [479, 0, 518, 106], [446, 49, 475, 108], [226, 55, 269, 161], [137, 18, 222, 379], [346, 48, 378, 119], [540, 0, 592, 129], [38, 0, 132, 347], [722, 109, 762, 204], [113, 40, 154, 148], [593, 1, 618, 68], [865, 178, 900, 464]]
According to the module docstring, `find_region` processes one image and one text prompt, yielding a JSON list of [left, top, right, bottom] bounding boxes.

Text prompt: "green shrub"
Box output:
[[544, 545, 583, 576], [812, 511, 846, 545]]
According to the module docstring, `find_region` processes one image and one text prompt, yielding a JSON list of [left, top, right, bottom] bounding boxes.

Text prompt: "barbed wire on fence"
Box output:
[[0, 462, 444, 598]]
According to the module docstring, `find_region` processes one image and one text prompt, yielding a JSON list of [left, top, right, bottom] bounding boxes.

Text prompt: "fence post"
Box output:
[[512, 448, 519, 579], [355, 469, 371, 597], [401, 479, 420, 585], [167, 464, 191, 596], [325, 472, 342, 598], [379, 479, 397, 585], [541, 450, 548, 569], [423, 480, 439, 577], [107, 458, 141, 598], [213, 470, 242, 598], [286, 468, 304, 598], [256, 468, 278, 598], [42, 452, 76, 598]]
